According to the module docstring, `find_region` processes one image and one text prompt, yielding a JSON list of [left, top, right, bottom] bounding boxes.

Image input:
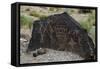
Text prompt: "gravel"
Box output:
[[34, 49, 84, 63], [20, 38, 84, 64]]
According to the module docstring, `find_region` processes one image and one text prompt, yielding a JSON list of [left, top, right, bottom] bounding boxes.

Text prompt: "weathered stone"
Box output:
[[32, 48, 47, 57], [27, 12, 95, 60]]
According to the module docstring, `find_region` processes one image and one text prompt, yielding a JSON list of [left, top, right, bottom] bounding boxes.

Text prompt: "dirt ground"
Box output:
[[20, 38, 84, 64]]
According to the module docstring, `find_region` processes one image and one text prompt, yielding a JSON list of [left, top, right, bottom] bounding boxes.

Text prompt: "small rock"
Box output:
[[37, 48, 47, 55], [33, 53, 38, 57]]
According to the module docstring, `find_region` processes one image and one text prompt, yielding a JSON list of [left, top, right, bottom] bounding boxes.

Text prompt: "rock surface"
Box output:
[[27, 12, 95, 60]]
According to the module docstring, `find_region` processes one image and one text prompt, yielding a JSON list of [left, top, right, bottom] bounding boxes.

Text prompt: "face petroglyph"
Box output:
[[27, 12, 95, 60]]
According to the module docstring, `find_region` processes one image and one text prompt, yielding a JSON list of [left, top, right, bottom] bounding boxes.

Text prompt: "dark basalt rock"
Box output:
[[27, 12, 95, 60], [32, 48, 47, 57]]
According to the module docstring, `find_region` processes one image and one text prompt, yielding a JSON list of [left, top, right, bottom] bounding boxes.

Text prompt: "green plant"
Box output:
[[89, 26, 95, 45], [39, 15, 48, 20], [80, 18, 93, 32], [20, 15, 33, 29], [29, 11, 41, 17], [79, 11, 95, 32], [49, 7, 55, 11], [80, 21, 91, 32]]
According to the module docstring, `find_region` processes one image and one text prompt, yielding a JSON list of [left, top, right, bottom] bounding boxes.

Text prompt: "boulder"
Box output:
[[27, 12, 95, 60]]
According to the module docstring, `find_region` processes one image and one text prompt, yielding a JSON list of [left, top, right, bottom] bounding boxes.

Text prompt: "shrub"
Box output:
[[80, 16, 93, 32], [49, 7, 55, 11], [39, 15, 48, 20], [29, 11, 41, 17], [80, 20, 92, 32], [20, 15, 33, 29]]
